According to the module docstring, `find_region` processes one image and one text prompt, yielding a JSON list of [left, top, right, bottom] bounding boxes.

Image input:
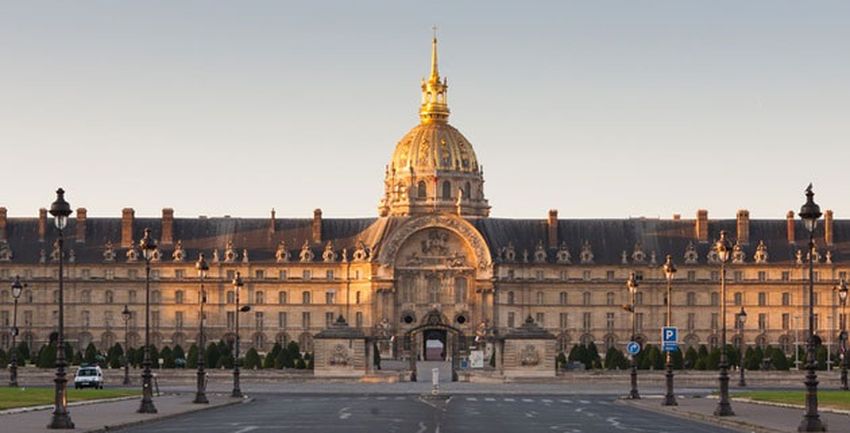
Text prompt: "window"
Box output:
[[636, 313, 644, 331], [559, 292, 568, 305], [507, 270, 515, 280], [175, 269, 185, 279], [758, 292, 766, 306], [536, 291, 544, 304], [507, 291, 515, 305], [128, 290, 137, 304], [128, 269, 138, 279], [606, 313, 614, 330], [814, 293, 820, 306], [326, 270, 334, 280], [302, 312, 311, 329], [355, 291, 361, 304], [455, 278, 467, 303], [400, 275, 413, 303], [278, 291, 287, 304], [687, 313, 695, 331], [226, 270, 236, 281], [151, 270, 161, 280], [733, 292, 743, 306], [175, 311, 184, 329], [606, 271, 615, 281], [782, 292, 791, 306], [356, 312, 363, 328], [355, 270, 361, 280], [710, 271, 719, 281], [559, 313, 568, 329], [278, 312, 287, 328], [758, 313, 767, 331], [535, 270, 544, 281], [814, 314, 820, 331], [559, 270, 567, 281], [583, 312, 592, 331], [711, 313, 719, 330], [105, 290, 114, 304], [255, 270, 265, 279], [81, 290, 91, 303], [227, 311, 235, 329], [106, 269, 115, 280], [758, 271, 766, 282], [507, 312, 515, 328], [535, 312, 545, 326], [687, 271, 696, 282], [302, 291, 311, 304], [151, 310, 160, 329], [428, 276, 440, 303], [256, 312, 264, 330], [582, 270, 591, 281], [582, 292, 591, 306], [442, 181, 452, 199], [81, 269, 90, 279], [226, 290, 235, 303], [81, 310, 90, 329], [686, 292, 696, 306], [782, 271, 790, 281], [325, 291, 335, 305], [417, 181, 427, 199], [175, 290, 184, 304], [606, 292, 615, 306], [635, 292, 643, 305], [279, 270, 287, 280], [813, 272, 820, 282], [841, 272, 848, 281], [152, 290, 161, 304], [302, 270, 312, 280], [733, 271, 743, 282], [255, 291, 265, 304], [782, 313, 790, 330], [711, 292, 719, 306]]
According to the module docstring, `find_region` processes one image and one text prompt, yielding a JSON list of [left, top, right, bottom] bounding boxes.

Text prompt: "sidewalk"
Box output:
[[621, 395, 850, 433], [0, 393, 245, 433]]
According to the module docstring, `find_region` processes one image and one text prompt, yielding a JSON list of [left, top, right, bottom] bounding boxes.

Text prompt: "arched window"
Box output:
[[536, 291, 544, 305], [302, 291, 311, 304], [442, 181, 452, 199], [507, 291, 515, 305], [278, 291, 287, 304], [464, 181, 472, 199], [417, 181, 427, 199], [454, 278, 467, 303], [559, 292, 568, 305]]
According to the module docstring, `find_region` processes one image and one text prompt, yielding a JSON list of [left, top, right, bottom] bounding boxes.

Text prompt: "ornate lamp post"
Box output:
[[193, 254, 209, 404], [9, 275, 25, 387], [798, 184, 825, 432], [231, 272, 250, 398], [47, 188, 74, 429], [838, 279, 848, 391], [626, 272, 640, 400], [121, 304, 132, 386], [737, 307, 747, 387], [714, 230, 735, 417], [662, 255, 678, 406], [137, 228, 158, 414]]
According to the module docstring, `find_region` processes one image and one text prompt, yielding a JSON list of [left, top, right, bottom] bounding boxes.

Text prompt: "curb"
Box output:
[[616, 398, 784, 433], [731, 397, 850, 416], [83, 395, 252, 433], [0, 395, 142, 416]]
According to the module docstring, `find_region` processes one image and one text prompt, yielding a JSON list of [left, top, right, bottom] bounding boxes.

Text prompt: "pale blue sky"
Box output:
[[1, 1, 848, 219]]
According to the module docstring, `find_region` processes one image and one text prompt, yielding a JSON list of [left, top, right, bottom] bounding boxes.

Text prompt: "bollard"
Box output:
[[432, 368, 439, 396]]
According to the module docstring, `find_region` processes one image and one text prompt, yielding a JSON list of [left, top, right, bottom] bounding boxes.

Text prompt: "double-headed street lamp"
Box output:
[[662, 255, 678, 406], [48, 188, 74, 429], [121, 304, 132, 386], [714, 230, 735, 417], [798, 184, 825, 432], [737, 307, 747, 387], [836, 279, 848, 391], [625, 272, 640, 400], [9, 275, 25, 387], [194, 254, 210, 404], [138, 228, 158, 414], [231, 272, 251, 398]]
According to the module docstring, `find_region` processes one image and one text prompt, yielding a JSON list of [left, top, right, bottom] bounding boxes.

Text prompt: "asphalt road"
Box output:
[[115, 393, 740, 433]]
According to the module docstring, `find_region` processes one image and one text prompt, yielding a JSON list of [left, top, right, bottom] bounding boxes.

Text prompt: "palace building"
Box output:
[[1, 37, 848, 370]]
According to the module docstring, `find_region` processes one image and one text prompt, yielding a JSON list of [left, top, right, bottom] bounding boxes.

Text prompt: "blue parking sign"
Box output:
[[662, 326, 678, 352]]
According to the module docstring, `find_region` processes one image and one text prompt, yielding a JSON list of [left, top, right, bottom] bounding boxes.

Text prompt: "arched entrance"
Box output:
[[404, 309, 464, 382]]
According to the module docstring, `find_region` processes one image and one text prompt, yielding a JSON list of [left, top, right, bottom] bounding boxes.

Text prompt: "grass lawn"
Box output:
[[0, 387, 139, 410], [734, 390, 850, 411]]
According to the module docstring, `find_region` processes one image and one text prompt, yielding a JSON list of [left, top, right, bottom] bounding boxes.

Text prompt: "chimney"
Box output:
[[736, 209, 750, 245], [0, 207, 6, 241], [786, 211, 795, 244], [161, 208, 174, 245], [695, 209, 709, 243], [121, 208, 135, 248], [547, 209, 559, 249], [269, 208, 276, 235], [312, 208, 322, 243], [825, 210, 834, 246], [672, 214, 681, 221], [38, 208, 47, 242], [75, 208, 87, 243]]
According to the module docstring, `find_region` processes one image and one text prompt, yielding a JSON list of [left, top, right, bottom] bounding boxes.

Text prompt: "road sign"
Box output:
[[662, 326, 678, 352], [626, 341, 641, 355]]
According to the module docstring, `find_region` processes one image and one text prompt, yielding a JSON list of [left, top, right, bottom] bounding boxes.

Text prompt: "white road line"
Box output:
[[522, 398, 534, 402], [504, 398, 515, 402], [394, 396, 406, 400], [466, 397, 477, 401], [415, 421, 427, 433], [541, 399, 553, 403], [579, 400, 591, 404], [233, 427, 258, 433], [560, 399, 573, 404], [484, 397, 496, 402], [376, 396, 388, 400]]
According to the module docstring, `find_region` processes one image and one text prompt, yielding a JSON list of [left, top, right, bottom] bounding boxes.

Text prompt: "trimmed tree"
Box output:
[[244, 348, 261, 370], [186, 344, 199, 369]]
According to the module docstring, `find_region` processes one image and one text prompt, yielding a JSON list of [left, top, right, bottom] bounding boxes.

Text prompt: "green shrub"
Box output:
[[244, 348, 261, 369], [264, 344, 281, 369], [684, 346, 699, 369], [160, 346, 175, 368], [186, 344, 199, 369]]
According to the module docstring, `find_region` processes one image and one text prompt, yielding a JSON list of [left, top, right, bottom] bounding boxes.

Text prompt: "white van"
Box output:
[[74, 365, 104, 389]]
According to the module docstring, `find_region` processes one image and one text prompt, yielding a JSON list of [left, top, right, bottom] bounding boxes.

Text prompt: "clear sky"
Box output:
[[1, 1, 848, 219]]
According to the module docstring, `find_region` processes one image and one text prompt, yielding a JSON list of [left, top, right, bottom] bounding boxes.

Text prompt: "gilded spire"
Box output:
[[420, 29, 449, 124]]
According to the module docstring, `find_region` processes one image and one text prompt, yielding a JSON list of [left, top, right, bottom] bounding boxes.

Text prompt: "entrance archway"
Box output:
[[423, 329, 447, 361], [403, 309, 464, 382]]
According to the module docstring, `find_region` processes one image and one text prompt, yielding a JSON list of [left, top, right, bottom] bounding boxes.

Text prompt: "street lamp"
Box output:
[[121, 304, 132, 385], [9, 275, 25, 387], [231, 272, 250, 398], [836, 279, 848, 391], [662, 255, 678, 406], [798, 184, 825, 432], [47, 188, 74, 429], [193, 254, 209, 404], [137, 228, 158, 414], [737, 307, 747, 387], [714, 230, 735, 417], [625, 272, 640, 400]]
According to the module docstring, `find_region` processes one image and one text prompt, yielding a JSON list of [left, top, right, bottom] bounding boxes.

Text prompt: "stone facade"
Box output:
[[500, 316, 556, 378], [313, 316, 367, 377], [0, 38, 848, 370]]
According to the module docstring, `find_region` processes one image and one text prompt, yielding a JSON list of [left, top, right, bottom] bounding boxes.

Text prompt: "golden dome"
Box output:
[[390, 122, 479, 174]]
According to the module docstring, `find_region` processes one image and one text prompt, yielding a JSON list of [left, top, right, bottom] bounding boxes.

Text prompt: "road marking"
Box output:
[[484, 397, 496, 402], [338, 406, 352, 420], [504, 398, 515, 402], [579, 400, 591, 404], [522, 398, 534, 402], [415, 421, 427, 433], [394, 396, 406, 400], [233, 427, 258, 433], [466, 397, 477, 401], [376, 396, 388, 400], [560, 399, 573, 404], [541, 399, 553, 403]]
